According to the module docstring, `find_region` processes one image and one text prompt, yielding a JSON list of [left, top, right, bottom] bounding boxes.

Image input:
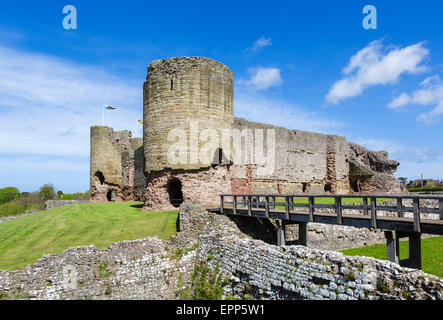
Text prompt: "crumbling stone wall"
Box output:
[[348, 142, 403, 194], [197, 227, 442, 300], [143, 166, 231, 210], [229, 118, 403, 196], [0, 237, 198, 300], [230, 118, 350, 195], [45, 200, 89, 210]]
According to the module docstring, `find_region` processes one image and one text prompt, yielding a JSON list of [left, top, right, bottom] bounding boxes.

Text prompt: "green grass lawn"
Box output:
[[271, 197, 392, 205], [341, 236, 443, 278], [0, 202, 178, 270], [269, 197, 392, 211]]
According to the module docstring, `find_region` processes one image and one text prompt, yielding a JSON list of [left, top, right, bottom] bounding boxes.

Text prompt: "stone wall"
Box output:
[[196, 226, 442, 300], [348, 142, 403, 194], [230, 118, 350, 195], [45, 200, 89, 210], [229, 118, 403, 195], [143, 166, 231, 210], [0, 237, 197, 300]]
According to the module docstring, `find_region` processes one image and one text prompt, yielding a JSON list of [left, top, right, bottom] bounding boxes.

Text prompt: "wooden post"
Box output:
[[220, 195, 224, 214], [413, 198, 421, 233], [335, 196, 342, 225], [308, 197, 314, 222], [272, 196, 276, 210], [363, 197, 368, 215], [289, 196, 294, 211], [247, 195, 252, 216], [233, 195, 237, 215], [265, 196, 270, 218], [285, 196, 290, 220], [298, 222, 307, 246], [408, 233, 422, 269], [276, 220, 285, 247], [397, 198, 403, 218], [370, 197, 377, 228], [439, 198, 443, 220], [385, 231, 400, 264]]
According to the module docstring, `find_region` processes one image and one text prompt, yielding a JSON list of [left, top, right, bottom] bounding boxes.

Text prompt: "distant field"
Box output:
[[271, 197, 392, 205], [268, 197, 392, 210], [341, 236, 443, 278], [0, 202, 178, 270]]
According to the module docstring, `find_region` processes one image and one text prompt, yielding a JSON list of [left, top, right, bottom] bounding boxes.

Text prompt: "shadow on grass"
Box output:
[[130, 203, 144, 209]]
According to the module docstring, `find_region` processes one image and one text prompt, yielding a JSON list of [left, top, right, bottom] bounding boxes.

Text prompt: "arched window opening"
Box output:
[[167, 178, 183, 208], [95, 171, 105, 185]]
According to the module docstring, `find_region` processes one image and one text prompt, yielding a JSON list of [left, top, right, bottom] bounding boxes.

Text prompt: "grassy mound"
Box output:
[[0, 202, 178, 270], [341, 236, 443, 278]]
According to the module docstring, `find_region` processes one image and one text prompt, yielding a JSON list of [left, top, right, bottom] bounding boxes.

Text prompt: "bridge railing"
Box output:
[[219, 194, 443, 233]]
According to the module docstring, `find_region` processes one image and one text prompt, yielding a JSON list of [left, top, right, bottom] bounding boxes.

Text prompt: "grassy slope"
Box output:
[[0, 202, 178, 270], [341, 236, 443, 278]]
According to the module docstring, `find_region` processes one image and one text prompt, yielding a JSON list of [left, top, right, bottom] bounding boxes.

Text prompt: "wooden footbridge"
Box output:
[[208, 194, 443, 270]]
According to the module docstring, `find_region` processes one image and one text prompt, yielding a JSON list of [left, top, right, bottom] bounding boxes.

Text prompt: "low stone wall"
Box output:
[[0, 209, 41, 224], [197, 228, 443, 300], [45, 200, 89, 210], [0, 237, 196, 300]]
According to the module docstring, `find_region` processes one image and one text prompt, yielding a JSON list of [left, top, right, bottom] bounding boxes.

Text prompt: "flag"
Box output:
[[105, 105, 116, 110], [138, 120, 143, 124]]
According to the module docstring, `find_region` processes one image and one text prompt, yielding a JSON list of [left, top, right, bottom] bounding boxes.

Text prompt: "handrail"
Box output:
[[219, 194, 443, 234]]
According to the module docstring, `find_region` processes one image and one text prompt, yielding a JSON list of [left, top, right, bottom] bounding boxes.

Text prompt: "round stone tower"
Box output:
[[142, 57, 234, 209], [143, 56, 234, 171]]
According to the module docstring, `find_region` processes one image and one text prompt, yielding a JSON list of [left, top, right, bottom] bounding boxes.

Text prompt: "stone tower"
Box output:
[[142, 57, 234, 209], [90, 126, 146, 202]]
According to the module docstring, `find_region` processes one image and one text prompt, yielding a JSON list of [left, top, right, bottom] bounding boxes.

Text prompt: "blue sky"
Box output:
[[0, 0, 442, 193]]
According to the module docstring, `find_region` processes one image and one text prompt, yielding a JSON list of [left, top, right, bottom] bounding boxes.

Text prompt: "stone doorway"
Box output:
[[167, 178, 183, 208]]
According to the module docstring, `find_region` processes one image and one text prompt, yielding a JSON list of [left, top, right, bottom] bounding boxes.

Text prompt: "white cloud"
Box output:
[[241, 67, 283, 90], [0, 45, 142, 158], [388, 75, 443, 124], [387, 93, 411, 108], [245, 37, 272, 53], [234, 92, 343, 134], [326, 40, 429, 104]]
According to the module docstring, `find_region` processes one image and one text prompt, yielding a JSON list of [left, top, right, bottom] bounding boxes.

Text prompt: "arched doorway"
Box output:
[[106, 190, 115, 202], [167, 178, 183, 207]]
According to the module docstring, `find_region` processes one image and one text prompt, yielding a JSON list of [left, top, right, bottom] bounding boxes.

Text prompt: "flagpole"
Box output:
[[102, 105, 105, 126]]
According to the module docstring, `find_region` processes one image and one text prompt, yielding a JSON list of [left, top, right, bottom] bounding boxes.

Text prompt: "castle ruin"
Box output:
[[90, 57, 404, 209]]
